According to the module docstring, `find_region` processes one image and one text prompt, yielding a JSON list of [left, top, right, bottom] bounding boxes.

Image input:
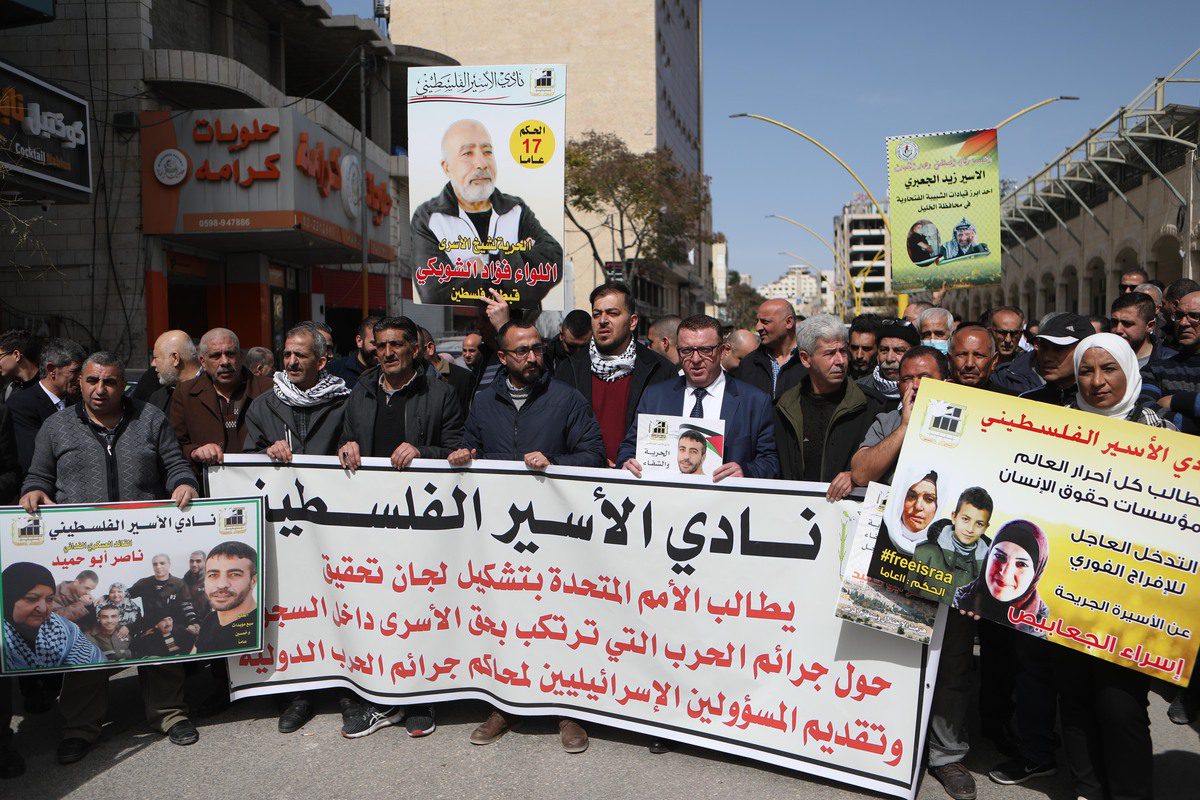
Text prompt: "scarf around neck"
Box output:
[[273, 370, 351, 408], [870, 365, 899, 398], [589, 338, 638, 382]]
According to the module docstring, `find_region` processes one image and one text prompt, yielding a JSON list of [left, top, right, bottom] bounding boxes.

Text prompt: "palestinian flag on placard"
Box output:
[[680, 423, 723, 459], [956, 128, 997, 158]]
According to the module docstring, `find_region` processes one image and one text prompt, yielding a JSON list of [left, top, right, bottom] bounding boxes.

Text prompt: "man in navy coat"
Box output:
[[617, 314, 778, 481]]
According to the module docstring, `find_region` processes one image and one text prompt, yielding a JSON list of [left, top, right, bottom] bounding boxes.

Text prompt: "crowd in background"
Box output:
[[2, 270, 1199, 800]]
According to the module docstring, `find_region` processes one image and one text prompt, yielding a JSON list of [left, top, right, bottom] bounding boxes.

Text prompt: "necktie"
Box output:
[[689, 388, 707, 418]]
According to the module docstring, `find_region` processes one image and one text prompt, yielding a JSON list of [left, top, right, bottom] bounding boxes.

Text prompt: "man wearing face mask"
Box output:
[[918, 307, 955, 355], [857, 321, 919, 406]]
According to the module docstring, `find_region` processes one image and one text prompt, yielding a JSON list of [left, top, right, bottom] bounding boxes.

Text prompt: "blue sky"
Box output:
[[332, 1, 1200, 288]]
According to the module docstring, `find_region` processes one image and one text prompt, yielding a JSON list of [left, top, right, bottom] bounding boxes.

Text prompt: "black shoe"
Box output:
[[1168, 689, 1200, 725], [0, 736, 25, 779], [339, 699, 401, 739], [988, 757, 1056, 785], [929, 762, 977, 800], [279, 699, 316, 734], [196, 689, 231, 719], [402, 706, 436, 737], [648, 738, 674, 754], [166, 719, 199, 746], [56, 737, 91, 765]]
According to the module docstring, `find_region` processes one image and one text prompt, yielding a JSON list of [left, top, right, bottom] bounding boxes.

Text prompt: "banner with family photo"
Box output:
[[407, 64, 567, 309], [211, 457, 939, 800], [887, 128, 1001, 291], [877, 379, 1200, 684], [634, 414, 725, 478], [0, 497, 264, 674]]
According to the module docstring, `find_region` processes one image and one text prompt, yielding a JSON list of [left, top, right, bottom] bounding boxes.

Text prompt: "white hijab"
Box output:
[[1072, 333, 1141, 419], [884, 467, 941, 553]]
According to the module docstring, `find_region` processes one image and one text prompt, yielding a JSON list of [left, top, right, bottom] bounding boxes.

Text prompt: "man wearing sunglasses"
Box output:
[[1118, 266, 1150, 294], [617, 314, 778, 482], [988, 306, 1026, 365], [1140, 290, 1200, 434]]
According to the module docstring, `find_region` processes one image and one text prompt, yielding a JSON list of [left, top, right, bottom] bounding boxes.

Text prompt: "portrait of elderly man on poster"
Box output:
[[937, 218, 990, 261], [411, 118, 563, 307]]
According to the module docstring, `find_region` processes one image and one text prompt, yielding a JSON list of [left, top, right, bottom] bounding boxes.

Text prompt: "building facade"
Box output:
[[833, 194, 891, 316], [946, 62, 1199, 322], [757, 265, 822, 318], [395, 0, 711, 325], [0, 0, 455, 363], [706, 238, 728, 320]]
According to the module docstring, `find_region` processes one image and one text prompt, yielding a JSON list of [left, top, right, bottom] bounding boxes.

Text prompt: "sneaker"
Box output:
[[166, 719, 199, 746], [402, 706, 436, 737], [1168, 688, 1200, 725], [470, 710, 512, 745], [929, 762, 977, 800], [988, 757, 1056, 785], [339, 699, 401, 738], [278, 698, 316, 734]]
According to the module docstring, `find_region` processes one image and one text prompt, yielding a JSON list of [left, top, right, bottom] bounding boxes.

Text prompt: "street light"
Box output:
[[779, 251, 817, 269], [767, 213, 862, 317], [994, 96, 1079, 130]]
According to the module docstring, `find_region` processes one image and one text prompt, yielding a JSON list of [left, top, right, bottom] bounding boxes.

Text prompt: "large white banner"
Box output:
[[210, 457, 940, 800]]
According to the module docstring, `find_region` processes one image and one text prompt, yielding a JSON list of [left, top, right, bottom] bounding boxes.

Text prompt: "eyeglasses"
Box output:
[[1119, 284, 1140, 293], [990, 328, 1023, 339], [677, 345, 720, 360], [502, 344, 547, 358], [1172, 310, 1200, 326]]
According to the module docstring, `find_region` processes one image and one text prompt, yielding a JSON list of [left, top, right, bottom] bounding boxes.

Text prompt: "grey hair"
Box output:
[[1135, 283, 1163, 305], [245, 346, 274, 371], [83, 351, 126, 379], [176, 337, 199, 363], [199, 328, 240, 357], [917, 307, 955, 333], [796, 314, 846, 355], [39, 337, 87, 371], [285, 322, 327, 359]]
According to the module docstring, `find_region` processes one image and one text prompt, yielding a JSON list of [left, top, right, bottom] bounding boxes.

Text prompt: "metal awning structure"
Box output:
[[1001, 47, 1200, 251]]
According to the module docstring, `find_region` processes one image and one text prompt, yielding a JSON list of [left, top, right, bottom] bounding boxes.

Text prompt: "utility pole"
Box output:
[[359, 45, 370, 319]]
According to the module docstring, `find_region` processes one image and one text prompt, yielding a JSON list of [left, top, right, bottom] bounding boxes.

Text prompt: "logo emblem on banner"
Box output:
[[895, 140, 919, 162], [11, 517, 43, 546], [220, 506, 248, 535], [919, 401, 966, 446], [153, 148, 188, 186], [530, 66, 557, 95], [340, 154, 361, 219]]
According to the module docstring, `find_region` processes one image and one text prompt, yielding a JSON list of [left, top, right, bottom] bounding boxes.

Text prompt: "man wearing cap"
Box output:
[[857, 321, 919, 407], [938, 218, 989, 260], [992, 313, 1090, 398]]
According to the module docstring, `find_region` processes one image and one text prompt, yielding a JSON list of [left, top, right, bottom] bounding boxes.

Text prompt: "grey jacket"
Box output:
[[242, 390, 347, 457], [340, 366, 465, 459], [22, 399, 197, 504]]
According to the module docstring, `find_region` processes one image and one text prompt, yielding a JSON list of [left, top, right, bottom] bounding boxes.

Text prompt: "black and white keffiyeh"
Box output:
[[3, 615, 102, 669], [589, 339, 638, 382], [273, 370, 351, 407], [869, 365, 899, 399]]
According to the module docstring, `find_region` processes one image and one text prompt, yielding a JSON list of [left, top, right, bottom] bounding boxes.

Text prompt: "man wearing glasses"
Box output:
[[1140, 290, 1200, 434], [617, 314, 778, 482], [987, 306, 1026, 365], [1119, 267, 1150, 294], [449, 318, 603, 754]]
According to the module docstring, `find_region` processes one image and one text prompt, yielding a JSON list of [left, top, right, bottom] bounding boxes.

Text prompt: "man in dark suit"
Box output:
[[7, 337, 86, 474], [617, 314, 778, 481], [555, 282, 675, 465], [417, 326, 474, 412]]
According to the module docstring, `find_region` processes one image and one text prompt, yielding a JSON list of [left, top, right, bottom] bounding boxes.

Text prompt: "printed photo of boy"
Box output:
[[908, 486, 993, 602]]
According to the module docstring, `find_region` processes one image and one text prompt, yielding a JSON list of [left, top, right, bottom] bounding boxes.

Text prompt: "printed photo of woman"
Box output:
[[953, 520, 1050, 636], [2, 562, 103, 671]]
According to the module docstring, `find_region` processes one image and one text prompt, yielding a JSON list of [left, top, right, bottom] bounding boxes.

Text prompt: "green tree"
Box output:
[[725, 269, 765, 329]]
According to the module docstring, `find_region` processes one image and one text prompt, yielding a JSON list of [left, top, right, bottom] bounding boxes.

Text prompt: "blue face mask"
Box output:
[[924, 339, 950, 354]]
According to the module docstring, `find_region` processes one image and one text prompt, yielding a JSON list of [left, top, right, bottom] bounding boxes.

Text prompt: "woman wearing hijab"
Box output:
[[953, 520, 1049, 636], [884, 469, 939, 553], [2, 562, 103, 671], [1051, 332, 1168, 800]]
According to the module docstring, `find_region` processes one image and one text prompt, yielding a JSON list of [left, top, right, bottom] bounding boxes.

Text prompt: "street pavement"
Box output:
[[5, 668, 1199, 800]]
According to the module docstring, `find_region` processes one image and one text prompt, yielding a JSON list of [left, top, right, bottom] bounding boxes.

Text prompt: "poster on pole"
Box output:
[[886, 128, 1001, 292], [634, 414, 725, 478], [1, 497, 264, 674], [407, 65, 567, 310], [210, 457, 939, 800], [878, 379, 1200, 684]]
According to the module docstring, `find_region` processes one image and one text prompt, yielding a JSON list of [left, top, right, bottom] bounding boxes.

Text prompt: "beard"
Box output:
[[158, 363, 180, 387], [455, 174, 494, 205]]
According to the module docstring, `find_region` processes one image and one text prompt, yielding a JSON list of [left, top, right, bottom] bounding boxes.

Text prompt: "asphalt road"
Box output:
[[5, 669, 1199, 800]]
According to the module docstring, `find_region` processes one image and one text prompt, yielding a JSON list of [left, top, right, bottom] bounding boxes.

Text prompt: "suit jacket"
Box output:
[[553, 341, 676, 431], [616, 374, 779, 479], [169, 369, 272, 460], [7, 382, 65, 474]]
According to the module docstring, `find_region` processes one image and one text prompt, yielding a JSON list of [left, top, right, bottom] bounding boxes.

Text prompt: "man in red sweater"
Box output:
[[554, 282, 674, 465]]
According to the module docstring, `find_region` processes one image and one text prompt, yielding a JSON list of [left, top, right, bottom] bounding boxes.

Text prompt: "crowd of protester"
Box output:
[[1, 271, 1198, 800]]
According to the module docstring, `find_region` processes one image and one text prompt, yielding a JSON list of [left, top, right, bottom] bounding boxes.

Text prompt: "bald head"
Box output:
[[755, 299, 797, 355], [152, 329, 200, 387], [722, 328, 759, 372], [441, 119, 496, 208]]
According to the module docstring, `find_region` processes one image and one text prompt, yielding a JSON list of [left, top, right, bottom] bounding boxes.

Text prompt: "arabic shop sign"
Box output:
[[140, 108, 393, 259], [0, 58, 91, 201]]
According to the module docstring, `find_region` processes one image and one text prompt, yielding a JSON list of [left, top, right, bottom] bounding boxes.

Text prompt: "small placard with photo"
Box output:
[[634, 414, 724, 478]]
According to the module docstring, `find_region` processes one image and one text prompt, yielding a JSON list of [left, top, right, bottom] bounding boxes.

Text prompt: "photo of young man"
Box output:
[[193, 542, 259, 654], [676, 430, 707, 476]]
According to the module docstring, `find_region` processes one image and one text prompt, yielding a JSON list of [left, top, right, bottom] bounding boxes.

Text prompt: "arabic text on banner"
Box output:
[[886, 129, 1001, 292], [210, 457, 939, 800], [1, 498, 264, 674], [880, 380, 1200, 683]]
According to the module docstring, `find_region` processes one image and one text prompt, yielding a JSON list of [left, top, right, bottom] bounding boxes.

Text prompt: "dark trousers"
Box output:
[[1013, 633, 1058, 764], [0, 678, 12, 738], [977, 620, 1016, 737], [1054, 647, 1152, 800]]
